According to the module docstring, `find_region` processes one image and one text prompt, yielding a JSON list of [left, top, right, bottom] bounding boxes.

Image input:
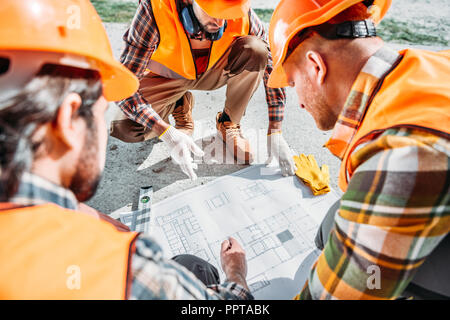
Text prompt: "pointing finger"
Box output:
[[189, 140, 205, 157]]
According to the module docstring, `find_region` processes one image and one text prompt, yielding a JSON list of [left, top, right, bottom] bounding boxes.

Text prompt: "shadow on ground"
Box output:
[[87, 133, 249, 214]]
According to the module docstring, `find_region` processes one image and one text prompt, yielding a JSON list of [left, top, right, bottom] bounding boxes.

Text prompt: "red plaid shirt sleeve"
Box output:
[[248, 9, 287, 122], [117, 0, 162, 129]]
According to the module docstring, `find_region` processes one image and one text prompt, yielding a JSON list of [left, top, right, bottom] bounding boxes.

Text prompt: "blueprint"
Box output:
[[150, 165, 340, 299]]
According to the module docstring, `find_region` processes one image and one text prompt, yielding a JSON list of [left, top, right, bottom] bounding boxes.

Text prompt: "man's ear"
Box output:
[[53, 93, 84, 150], [305, 50, 327, 86]]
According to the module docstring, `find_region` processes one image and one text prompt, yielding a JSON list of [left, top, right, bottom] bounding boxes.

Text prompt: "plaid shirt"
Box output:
[[6, 172, 253, 300], [118, 0, 286, 130], [298, 47, 450, 300]]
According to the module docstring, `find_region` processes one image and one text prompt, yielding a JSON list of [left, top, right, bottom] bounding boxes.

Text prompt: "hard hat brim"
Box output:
[[99, 58, 140, 102], [268, 64, 289, 88]]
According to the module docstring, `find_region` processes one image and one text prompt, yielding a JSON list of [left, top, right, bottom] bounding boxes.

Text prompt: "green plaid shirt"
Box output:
[[298, 47, 450, 300]]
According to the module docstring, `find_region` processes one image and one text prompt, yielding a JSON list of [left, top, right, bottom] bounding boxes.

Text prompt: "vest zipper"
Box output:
[[205, 41, 213, 74]]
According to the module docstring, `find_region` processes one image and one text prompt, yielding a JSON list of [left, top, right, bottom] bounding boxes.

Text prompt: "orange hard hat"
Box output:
[[268, 0, 391, 88], [0, 0, 139, 102], [196, 0, 251, 19]]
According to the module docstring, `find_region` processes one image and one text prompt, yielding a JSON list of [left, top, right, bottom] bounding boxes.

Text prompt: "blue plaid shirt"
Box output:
[[8, 173, 254, 300]]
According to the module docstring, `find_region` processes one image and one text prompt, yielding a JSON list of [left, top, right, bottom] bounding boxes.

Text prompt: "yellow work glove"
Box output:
[[293, 154, 330, 196]]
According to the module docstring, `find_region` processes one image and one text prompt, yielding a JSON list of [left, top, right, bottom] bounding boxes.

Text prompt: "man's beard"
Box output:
[[69, 124, 102, 202], [303, 77, 337, 131]]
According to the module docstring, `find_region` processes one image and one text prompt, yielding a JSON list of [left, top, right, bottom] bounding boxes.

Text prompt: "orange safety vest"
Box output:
[[331, 49, 450, 191], [0, 203, 139, 299], [149, 0, 250, 79]]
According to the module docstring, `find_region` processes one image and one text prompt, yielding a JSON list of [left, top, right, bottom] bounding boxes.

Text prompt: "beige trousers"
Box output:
[[110, 35, 268, 142]]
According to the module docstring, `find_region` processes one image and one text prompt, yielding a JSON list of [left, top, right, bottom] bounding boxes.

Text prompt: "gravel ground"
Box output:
[[254, 0, 450, 46]]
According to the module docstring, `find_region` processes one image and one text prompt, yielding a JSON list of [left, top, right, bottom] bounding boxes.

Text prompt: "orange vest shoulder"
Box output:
[[339, 49, 450, 190], [0, 204, 139, 299], [150, 0, 250, 79]]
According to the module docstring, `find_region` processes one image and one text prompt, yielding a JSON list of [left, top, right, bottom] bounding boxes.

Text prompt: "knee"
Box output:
[[228, 36, 269, 73], [172, 254, 220, 286], [239, 36, 269, 64], [109, 118, 147, 143]]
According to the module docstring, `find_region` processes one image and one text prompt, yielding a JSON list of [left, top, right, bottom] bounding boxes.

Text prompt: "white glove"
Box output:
[[160, 126, 204, 180], [265, 132, 297, 177]]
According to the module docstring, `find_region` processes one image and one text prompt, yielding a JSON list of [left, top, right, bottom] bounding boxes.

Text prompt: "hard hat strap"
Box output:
[[314, 20, 377, 39]]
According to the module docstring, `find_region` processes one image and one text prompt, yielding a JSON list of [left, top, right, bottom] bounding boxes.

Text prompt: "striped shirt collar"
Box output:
[[325, 46, 402, 159], [9, 172, 78, 210]]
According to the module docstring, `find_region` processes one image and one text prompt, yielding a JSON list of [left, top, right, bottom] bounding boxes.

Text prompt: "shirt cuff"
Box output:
[[207, 282, 254, 300]]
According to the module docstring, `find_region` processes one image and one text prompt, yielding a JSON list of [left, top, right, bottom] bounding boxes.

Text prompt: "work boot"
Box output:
[[172, 92, 194, 136], [216, 111, 254, 164]]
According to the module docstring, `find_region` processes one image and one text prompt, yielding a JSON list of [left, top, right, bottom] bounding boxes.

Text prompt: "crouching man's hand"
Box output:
[[266, 131, 296, 177], [159, 125, 204, 180], [220, 237, 249, 291]]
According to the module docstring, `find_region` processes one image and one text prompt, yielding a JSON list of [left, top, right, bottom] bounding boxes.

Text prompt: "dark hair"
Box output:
[[0, 63, 102, 201]]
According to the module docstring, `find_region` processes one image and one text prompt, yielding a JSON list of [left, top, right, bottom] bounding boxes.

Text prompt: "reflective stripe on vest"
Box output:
[[336, 49, 450, 191], [0, 204, 139, 299], [149, 0, 250, 79]]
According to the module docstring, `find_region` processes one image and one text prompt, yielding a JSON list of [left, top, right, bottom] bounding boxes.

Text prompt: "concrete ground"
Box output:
[[87, 16, 447, 217]]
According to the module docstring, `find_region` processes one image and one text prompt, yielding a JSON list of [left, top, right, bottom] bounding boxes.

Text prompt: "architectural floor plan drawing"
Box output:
[[150, 164, 340, 299]]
